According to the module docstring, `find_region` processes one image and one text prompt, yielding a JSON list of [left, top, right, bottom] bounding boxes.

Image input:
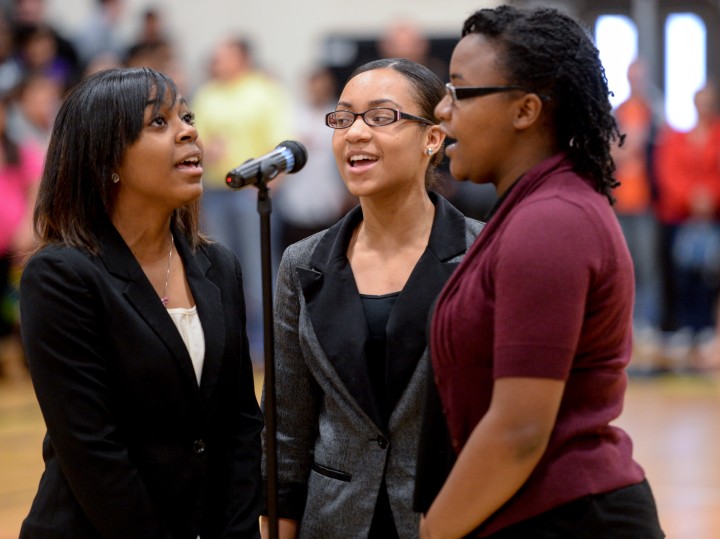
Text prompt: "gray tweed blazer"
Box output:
[[263, 192, 483, 539]]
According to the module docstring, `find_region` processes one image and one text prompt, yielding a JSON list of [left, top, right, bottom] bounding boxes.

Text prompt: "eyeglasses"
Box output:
[[445, 82, 546, 104], [325, 108, 434, 129]]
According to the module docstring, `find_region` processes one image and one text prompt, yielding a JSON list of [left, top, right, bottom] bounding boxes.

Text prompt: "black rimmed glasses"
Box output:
[[325, 108, 434, 129], [445, 82, 548, 104]]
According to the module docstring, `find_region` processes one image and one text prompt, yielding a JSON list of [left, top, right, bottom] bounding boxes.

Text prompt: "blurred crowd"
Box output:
[[0, 0, 719, 382], [612, 59, 720, 373], [0, 0, 189, 381]]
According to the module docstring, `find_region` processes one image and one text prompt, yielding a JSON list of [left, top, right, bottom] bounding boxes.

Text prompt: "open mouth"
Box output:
[[177, 157, 202, 169], [348, 154, 378, 168]]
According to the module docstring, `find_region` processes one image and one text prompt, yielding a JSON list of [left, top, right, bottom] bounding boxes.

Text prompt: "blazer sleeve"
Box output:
[[220, 256, 264, 538], [262, 243, 320, 520], [20, 249, 173, 539]]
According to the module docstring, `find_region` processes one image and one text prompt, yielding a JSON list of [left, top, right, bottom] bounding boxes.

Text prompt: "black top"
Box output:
[[360, 292, 400, 427], [360, 291, 400, 539]]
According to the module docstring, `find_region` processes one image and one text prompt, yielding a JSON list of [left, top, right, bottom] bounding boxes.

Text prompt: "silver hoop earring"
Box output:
[[111, 173, 120, 184], [426, 148, 434, 156]]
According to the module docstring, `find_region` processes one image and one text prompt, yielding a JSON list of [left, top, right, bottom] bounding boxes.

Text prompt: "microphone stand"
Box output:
[[257, 160, 279, 539], [230, 147, 306, 539]]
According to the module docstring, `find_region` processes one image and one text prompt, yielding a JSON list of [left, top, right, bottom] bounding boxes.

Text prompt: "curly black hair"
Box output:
[[462, 5, 623, 203]]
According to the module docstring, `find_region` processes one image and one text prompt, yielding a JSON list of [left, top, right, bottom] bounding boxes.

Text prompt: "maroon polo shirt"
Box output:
[[430, 154, 645, 536]]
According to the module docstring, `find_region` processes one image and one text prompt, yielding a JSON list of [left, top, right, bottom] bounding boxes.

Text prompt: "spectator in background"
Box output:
[[611, 58, 664, 370], [15, 24, 76, 90], [377, 21, 447, 81], [4, 71, 60, 149], [0, 93, 42, 382], [125, 40, 187, 95], [655, 82, 720, 368], [133, 7, 169, 49], [127, 8, 173, 64], [0, 93, 41, 263], [0, 11, 23, 95], [275, 65, 355, 251], [8, 0, 80, 84], [123, 6, 187, 94], [191, 36, 294, 362], [72, 0, 126, 71], [81, 51, 122, 78], [696, 293, 720, 370]]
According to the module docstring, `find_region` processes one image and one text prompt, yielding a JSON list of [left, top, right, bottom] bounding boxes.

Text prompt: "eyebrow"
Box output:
[[336, 98, 401, 109]]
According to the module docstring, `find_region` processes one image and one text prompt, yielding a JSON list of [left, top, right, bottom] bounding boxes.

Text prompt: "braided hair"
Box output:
[[462, 6, 623, 203]]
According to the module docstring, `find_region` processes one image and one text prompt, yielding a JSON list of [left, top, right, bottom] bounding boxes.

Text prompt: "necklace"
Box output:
[[160, 234, 174, 307]]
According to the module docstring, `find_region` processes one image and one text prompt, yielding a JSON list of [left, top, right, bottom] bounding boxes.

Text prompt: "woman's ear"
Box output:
[[512, 93, 544, 131], [425, 124, 445, 154]]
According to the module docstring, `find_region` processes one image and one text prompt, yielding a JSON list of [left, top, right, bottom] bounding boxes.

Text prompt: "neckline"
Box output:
[[359, 291, 401, 299], [166, 305, 198, 314]]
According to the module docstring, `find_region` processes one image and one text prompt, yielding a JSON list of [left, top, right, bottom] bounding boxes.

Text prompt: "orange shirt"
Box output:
[[654, 119, 720, 223], [613, 97, 654, 214]]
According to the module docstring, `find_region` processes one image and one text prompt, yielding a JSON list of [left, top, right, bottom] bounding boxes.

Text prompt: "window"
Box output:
[[595, 14, 638, 109], [664, 13, 706, 131]]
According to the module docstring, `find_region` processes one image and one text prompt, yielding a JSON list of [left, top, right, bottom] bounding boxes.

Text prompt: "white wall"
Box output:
[[44, 0, 499, 95]]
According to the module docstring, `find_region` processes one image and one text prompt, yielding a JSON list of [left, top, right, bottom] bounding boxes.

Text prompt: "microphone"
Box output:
[[225, 140, 308, 190]]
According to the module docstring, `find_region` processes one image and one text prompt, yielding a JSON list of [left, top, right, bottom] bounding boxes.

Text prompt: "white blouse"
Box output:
[[167, 305, 205, 385]]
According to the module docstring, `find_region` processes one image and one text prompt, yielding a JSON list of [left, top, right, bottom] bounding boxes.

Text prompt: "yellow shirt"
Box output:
[[191, 72, 295, 188]]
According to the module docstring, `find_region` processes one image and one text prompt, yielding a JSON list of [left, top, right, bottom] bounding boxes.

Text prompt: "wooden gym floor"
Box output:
[[1, 357, 719, 538]]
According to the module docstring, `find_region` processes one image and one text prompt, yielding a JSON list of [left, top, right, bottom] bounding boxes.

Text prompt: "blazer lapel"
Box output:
[[297, 206, 383, 427], [175, 236, 226, 403], [385, 193, 471, 410], [296, 194, 474, 427], [98, 223, 201, 397]]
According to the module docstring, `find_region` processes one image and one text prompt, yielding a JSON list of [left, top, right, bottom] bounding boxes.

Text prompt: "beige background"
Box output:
[[42, 0, 505, 95]]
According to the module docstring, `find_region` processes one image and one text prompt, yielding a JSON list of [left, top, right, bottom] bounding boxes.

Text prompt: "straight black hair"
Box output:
[[348, 58, 445, 188], [34, 67, 205, 253]]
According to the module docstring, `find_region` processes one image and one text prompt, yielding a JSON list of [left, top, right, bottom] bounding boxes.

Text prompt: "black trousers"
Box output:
[[485, 480, 664, 539]]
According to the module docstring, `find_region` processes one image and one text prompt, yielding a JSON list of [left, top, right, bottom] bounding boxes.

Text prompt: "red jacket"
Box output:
[[654, 120, 720, 223]]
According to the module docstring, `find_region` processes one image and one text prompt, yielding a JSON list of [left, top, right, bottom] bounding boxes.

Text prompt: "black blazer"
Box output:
[[19, 223, 263, 539]]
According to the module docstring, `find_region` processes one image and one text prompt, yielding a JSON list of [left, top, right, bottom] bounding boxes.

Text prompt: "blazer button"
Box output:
[[193, 439, 206, 454], [376, 435, 389, 449]]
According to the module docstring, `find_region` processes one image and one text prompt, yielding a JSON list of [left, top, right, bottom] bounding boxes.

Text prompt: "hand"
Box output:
[[419, 514, 434, 539], [259, 516, 298, 539]]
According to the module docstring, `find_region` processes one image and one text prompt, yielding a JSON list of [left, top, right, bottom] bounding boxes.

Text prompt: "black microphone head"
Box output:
[[279, 140, 308, 173]]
